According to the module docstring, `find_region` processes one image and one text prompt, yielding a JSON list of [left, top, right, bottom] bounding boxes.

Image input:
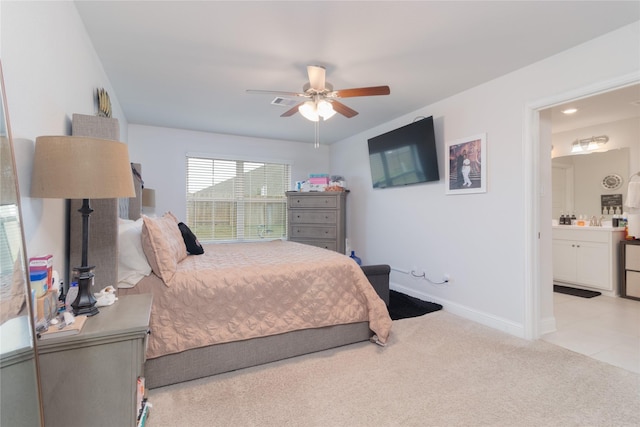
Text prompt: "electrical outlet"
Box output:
[[443, 274, 450, 283]]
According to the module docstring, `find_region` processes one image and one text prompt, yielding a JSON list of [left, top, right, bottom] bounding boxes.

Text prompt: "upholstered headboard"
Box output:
[[67, 114, 142, 291]]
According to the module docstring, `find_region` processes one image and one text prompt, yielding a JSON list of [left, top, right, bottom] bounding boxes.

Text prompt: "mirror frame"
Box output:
[[0, 60, 45, 426]]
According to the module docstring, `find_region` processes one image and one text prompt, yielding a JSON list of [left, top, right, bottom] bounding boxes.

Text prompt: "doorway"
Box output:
[[529, 75, 640, 341]]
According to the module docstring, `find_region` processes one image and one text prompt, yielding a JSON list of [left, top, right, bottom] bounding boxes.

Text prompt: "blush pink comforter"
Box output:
[[120, 240, 392, 359]]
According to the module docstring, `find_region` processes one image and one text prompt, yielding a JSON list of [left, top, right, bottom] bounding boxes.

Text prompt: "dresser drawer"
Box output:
[[290, 225, 337, 239], [289, 210, 337, 224], [288, 195, 337, 208], [291, 239, 337, 251], [625, 271, 640, 298], [625, 245, 640, 271]]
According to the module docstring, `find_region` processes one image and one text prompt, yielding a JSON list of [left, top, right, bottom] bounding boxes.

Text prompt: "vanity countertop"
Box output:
[[552, 225, 626, 232]]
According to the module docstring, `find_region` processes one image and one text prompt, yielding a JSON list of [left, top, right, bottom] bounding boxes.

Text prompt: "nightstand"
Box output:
[[37, 293, 152, 427]]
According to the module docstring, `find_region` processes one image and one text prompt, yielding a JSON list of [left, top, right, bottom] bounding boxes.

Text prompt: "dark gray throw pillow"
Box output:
[[178, 222, 204, 255]]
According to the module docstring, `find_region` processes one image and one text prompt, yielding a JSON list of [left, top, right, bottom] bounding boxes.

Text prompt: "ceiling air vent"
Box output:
[[271, 97, 299, 108]]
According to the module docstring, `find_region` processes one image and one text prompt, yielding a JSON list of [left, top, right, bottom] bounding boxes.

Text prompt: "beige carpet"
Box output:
[[146, 311, 640, 426]]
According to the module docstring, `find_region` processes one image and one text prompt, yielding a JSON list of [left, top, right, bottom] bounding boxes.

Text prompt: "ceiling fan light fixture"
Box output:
[[317, 99, 336, 120], [299, 100, 319, 122]]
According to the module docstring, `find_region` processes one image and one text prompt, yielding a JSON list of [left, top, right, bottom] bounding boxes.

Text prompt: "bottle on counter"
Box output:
[[349, 251, 362, 265], [65, 282, 78, 312], [57, 280, 66, 313], [570, 213, 576, 225], [559, 212, 566, 225]]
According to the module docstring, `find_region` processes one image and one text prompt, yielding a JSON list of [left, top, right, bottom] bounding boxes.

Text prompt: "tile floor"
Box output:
[[542, 292, 640, 374]]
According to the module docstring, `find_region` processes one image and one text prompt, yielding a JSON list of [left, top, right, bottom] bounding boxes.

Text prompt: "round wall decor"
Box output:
[[601, 174, 622, 190]]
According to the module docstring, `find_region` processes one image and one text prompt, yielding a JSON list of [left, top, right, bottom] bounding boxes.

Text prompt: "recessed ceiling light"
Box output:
[[561, 108, 578, 115]]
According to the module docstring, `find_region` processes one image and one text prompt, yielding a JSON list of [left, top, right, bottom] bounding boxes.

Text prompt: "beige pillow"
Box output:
[[141, 212, 187, 285]]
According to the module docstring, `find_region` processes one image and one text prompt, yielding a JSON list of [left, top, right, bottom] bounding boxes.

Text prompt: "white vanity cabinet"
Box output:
[[552, 227, 625, 295]]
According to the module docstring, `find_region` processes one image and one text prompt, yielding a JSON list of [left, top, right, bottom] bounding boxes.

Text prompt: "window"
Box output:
[[186, 156, 291, 242]]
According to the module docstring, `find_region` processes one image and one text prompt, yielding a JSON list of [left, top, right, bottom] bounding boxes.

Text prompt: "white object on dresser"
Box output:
[[552, 227, 625, 296], [286, 191, 348, 254], [37, 294, 152, 427]]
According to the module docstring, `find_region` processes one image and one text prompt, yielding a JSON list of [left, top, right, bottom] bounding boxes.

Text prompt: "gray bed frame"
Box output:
[[145, 264, 390, 389]]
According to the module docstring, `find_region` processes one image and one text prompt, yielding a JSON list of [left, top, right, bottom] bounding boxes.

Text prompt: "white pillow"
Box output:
[[117, 218, 152, 288]]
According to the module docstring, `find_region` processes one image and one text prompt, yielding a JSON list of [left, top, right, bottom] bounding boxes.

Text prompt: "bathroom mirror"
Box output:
[[552, 147, 630, 220], [0, 61, 44, 426]]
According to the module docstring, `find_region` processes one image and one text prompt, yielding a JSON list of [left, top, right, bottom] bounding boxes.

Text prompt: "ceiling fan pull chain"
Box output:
[[314, 121, 320, 149]]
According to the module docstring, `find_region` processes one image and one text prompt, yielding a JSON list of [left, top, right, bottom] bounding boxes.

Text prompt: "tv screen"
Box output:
[[367, 116, 439, 188]]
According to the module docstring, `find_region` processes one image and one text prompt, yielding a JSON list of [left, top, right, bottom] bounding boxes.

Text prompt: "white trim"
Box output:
[[538, 315, 557, 336], [390, 282, 525, 338], [524, 72, 640, 340], [523, 105, 538, 340]]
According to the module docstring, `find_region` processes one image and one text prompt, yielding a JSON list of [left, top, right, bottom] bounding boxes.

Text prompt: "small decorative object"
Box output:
[[350, 250, 362, 265], [97, 87, 112, 118], [601, 174, 622, 190], [445, 133, 487, 195]]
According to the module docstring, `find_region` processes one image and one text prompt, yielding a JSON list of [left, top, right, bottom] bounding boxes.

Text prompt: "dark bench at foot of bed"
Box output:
[[362, 264, 390, 306]]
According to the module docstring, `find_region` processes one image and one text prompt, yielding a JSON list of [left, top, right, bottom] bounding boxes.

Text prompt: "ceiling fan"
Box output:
[[247, 65, 390, 122]]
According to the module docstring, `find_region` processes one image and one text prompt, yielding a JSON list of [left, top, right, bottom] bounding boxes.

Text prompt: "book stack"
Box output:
[[38, 315, 87, 340]]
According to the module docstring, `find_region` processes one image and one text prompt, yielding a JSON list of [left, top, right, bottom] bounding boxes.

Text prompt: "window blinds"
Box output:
[[186, 156, 291, 242]]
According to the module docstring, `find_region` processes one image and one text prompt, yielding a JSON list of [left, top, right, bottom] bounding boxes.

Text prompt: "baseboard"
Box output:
[[538, 315, 557, 336], [390, 282, 526, 339]]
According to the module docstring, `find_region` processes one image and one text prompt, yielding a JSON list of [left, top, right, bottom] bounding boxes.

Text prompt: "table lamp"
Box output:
[[142, 187, 156, 214], [31, 136, 135, 316]]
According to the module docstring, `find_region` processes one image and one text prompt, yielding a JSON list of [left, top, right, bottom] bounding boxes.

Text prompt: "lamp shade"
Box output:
[[31, 136, 135, 199], [142, 188, 156, 208]]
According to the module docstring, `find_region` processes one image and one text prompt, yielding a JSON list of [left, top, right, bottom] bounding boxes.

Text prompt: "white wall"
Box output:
[[330, 22, 640, 337], [1, 1, 127, 276], [127, 124, 329, 220]]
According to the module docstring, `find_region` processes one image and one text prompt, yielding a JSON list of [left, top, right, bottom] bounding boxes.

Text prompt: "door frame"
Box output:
[[524, 72, 639, 340]]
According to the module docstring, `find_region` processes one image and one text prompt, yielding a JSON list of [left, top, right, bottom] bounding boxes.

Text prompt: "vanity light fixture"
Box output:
[[561, 108, 578, 115], [570, 135, 609, 153]]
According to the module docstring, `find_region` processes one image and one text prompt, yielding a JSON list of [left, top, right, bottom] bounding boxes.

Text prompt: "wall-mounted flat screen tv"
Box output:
[[367, 116, 439, 188]]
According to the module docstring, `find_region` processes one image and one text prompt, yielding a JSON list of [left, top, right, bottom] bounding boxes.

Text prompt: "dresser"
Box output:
[[286, 191, 348, 253], [37, 294, 152, 427], [619, 240, 640, 300]]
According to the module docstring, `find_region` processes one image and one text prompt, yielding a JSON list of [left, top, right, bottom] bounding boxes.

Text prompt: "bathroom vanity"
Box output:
[[552, 226, 626, 296]]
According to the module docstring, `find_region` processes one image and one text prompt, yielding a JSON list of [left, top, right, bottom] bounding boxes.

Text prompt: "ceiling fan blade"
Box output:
[[331, 100, 358, 118], [334, 86, 390, 98], [246, 89, 306, 97], [280, 103, 304, 117], [307, 65, 326, 91]]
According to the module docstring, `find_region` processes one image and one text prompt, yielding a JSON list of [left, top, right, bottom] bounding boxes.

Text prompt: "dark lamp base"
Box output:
[[71, 265, 99, 317]]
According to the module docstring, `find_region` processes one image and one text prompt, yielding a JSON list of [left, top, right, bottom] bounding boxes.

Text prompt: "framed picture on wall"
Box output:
[[445, 133, 487, 195]]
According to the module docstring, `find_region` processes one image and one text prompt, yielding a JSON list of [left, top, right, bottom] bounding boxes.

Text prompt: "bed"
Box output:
[[116, 213, 392, 389]]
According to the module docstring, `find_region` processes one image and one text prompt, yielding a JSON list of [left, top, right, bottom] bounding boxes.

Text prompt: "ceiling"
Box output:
[[74, 1, 640, 145], [549, 83, 640, 133]]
